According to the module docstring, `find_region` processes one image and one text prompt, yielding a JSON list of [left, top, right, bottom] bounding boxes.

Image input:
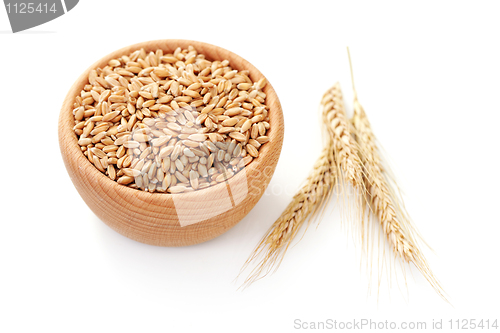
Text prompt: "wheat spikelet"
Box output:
[[321, 83, 365, 189], [240, 139, 336, 287], [348, 52, 447, 301]]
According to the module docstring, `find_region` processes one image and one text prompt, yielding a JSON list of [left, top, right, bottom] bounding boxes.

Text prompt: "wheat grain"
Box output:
[[75, 46, 271, 193]]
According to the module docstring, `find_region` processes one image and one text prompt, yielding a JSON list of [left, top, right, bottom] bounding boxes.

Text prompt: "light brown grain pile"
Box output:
[[72, 46, 270, 193]]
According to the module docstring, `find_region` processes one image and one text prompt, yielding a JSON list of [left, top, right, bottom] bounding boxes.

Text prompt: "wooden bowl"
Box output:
[[58, 39, 284, 246]]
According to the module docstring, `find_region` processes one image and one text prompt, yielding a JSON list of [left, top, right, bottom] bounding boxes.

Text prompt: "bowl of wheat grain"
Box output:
[[59, 39, 284, 246]]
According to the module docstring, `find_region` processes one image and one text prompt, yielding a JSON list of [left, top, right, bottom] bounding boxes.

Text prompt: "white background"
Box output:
[[1, 1, 499, 332]]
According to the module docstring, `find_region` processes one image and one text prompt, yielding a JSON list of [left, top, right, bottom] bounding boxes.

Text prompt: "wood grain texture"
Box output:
[[58, 39, 284, 246]]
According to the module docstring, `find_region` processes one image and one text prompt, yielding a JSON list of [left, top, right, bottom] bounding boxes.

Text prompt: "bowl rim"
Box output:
[[59, 39, 284, 205]]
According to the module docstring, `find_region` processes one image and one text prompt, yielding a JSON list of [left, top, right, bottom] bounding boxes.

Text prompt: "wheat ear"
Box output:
[[321, 83, 368, 238], [321, 83, 365, 189], [240, 139, 336, 287], [348, 52, 447, 301]]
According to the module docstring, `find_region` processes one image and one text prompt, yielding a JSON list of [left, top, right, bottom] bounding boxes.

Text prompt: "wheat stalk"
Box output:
[[241, 84, 363, 287], [240, 138, 336, 287], [241, 55, 446, 301], [348, 50, 447, 301]]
